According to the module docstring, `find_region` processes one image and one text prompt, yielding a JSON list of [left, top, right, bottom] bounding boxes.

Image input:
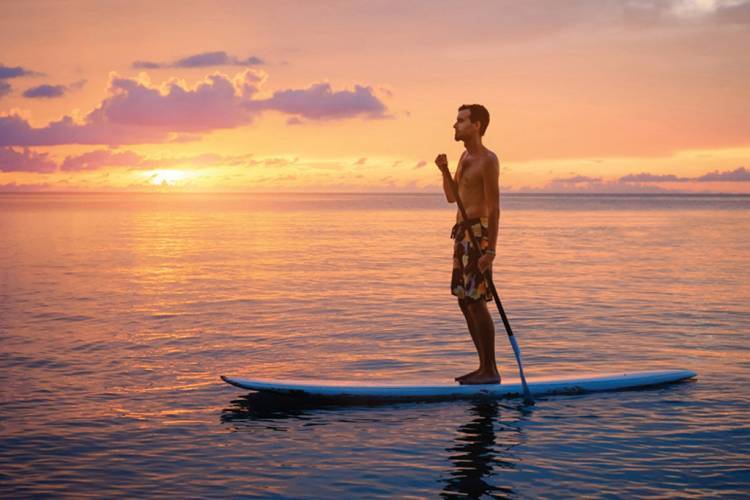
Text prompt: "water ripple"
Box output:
[[1, 193, 749, 497]]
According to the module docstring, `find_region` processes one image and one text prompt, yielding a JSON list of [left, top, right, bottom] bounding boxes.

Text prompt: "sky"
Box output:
[[1, 0, 749, 193]]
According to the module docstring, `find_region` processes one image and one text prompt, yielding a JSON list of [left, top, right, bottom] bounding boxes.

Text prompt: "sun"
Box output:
[[149, 169, 188, 186]]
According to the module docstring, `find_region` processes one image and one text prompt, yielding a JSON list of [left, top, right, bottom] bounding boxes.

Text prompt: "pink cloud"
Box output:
[[23, 84, 66, 98], [97, 73, 253, 132], [696, 167, 750, 182], [0, 69, 390, 147], [619, 167, 750, 183], [0, 181, 54, 192], [248, 82, 389, 120], [0, 112, 171, 146], [527, 166, 750, 193], [60, 149, 146, 171], [133, 51, 264, 69], [619, 172, 685, 182], [22, 79, 86, 99], [0, 147, 56, 172], [528, 176, 671, 193], [0, 64, 41, 79]]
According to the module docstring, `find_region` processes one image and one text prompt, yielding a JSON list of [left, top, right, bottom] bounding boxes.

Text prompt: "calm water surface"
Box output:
[[1, 193, 749, 497]]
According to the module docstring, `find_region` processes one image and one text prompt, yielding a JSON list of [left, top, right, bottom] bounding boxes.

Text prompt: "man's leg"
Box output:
[[461, 299, 500, 384], [455, 298, 483, 382]]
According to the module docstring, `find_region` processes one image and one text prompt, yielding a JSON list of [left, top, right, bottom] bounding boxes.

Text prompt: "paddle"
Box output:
[[445, 168, 534, 405]]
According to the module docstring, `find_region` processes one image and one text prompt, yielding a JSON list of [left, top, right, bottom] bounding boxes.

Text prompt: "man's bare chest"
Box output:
[[457, 158, 485, 191]]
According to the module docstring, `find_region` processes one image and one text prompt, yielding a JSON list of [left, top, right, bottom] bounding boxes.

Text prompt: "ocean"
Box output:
[[1, 192, 748, 497]]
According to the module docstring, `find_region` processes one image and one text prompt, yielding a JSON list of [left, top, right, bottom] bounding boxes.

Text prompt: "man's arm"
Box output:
[[478, 154, 500, 272], [435, 152, 464, 203], [442, 169, 456, 203]]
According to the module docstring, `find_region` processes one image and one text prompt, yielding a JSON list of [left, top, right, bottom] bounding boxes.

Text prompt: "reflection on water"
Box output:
[[221, 393, 344, 427], [222, 393, 528, 499], [442, 400, 522, 499]]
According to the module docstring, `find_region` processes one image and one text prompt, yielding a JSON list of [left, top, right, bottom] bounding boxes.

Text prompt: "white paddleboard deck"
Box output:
[[221, 369, 696, 400]]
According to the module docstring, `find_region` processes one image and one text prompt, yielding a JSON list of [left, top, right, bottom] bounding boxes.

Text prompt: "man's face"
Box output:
[[453, 109, 476, 142]]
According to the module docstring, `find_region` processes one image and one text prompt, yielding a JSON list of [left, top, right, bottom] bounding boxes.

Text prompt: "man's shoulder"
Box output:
[[481, 148, 500, 170], [482, 148, 499, 163]]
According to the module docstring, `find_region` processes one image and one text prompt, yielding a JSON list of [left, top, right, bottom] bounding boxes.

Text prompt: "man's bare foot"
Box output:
[[454, 368, 480, 382], [459, 371, 501, 385]]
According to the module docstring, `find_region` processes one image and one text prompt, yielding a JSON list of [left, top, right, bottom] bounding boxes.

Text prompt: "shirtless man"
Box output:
[[435, 104, 501, 385]]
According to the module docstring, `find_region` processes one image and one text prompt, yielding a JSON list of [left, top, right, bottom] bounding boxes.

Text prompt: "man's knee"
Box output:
[[465, 298, 488, 315]]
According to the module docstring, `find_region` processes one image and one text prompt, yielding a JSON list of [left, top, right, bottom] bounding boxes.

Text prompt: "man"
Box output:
[[435, 104, 501, 385]]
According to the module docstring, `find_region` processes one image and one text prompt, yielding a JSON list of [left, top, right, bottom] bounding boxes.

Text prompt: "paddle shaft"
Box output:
[[445, 168, 534, 404]]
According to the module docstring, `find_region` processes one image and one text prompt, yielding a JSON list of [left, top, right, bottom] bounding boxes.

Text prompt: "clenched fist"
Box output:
[[435, 153, 449, 175]]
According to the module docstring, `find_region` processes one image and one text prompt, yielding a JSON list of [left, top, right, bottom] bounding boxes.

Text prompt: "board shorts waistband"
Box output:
[[450, 217, 489, 240]]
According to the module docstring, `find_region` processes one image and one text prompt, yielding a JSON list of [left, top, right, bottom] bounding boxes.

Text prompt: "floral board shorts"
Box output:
[[450, 217, 493, 302]]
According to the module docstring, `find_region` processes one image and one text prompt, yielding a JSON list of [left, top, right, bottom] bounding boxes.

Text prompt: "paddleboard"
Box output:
[[221, 369, 696, 400]]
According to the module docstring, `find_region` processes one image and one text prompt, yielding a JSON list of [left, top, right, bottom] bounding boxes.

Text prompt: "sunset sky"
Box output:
[[1, 0, 748, 193]]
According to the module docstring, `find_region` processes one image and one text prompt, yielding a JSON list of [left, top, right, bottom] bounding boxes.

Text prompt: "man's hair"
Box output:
[[458, 104, 490, 136]]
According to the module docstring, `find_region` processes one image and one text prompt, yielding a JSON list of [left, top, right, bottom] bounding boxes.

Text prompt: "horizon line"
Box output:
[[1, 191, 750, 197]]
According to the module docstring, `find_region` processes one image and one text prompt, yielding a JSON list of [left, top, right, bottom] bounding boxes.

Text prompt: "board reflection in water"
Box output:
[[222, 394, 526, 498]]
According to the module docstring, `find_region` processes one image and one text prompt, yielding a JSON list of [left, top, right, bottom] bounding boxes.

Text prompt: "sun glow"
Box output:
[[148, 169, 188, 186]]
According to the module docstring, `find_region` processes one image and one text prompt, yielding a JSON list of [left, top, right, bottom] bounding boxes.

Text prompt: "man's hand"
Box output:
[[478, 253, 495, 274], [435, 153, 449, 175]]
